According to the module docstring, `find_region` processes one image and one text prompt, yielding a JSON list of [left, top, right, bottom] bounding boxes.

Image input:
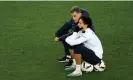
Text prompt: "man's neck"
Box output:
[[82, 26, 88, 31]]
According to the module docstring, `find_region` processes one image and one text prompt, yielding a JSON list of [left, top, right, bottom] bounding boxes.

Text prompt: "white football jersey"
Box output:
[[66, 28, 103, 59]]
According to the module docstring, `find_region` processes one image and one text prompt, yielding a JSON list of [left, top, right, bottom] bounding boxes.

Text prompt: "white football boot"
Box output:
[[94, 60, 106, 72], [65, 65, 75, 71], [67, 70, 82, 77]]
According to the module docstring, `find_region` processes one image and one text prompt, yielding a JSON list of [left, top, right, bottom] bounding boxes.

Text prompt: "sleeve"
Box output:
[[55, 19, 73, 37], [59, 32, 73, 41], [65, 32, 90, 46], [67, 32, 79, 40]]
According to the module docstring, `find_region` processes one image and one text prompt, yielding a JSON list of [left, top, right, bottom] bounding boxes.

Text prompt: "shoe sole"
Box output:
[[65, 68, 75, 71], [65, 66, 71, 67], [58, 61, 69, 63], [67, 74, 82, 77]]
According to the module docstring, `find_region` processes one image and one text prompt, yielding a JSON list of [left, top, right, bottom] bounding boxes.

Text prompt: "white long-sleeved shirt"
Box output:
[[65, 28, 103, 59]]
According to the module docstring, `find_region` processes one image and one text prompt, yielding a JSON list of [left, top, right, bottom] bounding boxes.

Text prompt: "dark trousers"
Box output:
[[73, 44, 101, 65], [61, 40, 71, 55], [60, 33, 73, 56]]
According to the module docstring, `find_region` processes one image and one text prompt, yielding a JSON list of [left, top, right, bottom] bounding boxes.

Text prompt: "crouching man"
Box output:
[[65, 16, 106, 77]]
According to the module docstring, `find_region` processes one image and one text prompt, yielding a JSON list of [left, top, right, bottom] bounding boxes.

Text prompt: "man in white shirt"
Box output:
[[64, 16, 105, 77]]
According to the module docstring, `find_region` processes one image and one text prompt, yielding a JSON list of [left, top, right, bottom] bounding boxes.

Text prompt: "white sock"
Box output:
[[72, 59, 76, 66], [75, 64, 81, 72]]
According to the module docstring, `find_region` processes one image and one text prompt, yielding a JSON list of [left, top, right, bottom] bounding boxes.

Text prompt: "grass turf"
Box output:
[[0, 1, 133, 80]]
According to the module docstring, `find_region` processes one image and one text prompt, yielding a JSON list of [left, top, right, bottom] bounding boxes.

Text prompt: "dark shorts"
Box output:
[[73, 44, 101, 65]]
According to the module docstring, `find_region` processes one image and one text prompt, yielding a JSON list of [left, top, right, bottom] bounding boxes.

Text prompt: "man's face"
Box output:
[[78, 19, 85, 29], [71, 12, 82, 23]]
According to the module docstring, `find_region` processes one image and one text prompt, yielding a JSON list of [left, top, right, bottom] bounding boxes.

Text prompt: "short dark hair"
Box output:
[[70, 6, 82, 13], [80, 16, 92, 27]]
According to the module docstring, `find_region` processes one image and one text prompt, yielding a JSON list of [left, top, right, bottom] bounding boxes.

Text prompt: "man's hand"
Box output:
[[54, 37, 59, 42]]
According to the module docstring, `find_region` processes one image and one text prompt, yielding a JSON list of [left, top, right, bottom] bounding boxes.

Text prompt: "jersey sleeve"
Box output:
[[66, 32, 79, 40], [65, 32, 90, 46]]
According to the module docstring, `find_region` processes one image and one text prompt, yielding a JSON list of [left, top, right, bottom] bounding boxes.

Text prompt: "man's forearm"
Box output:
[[59, 32, 73, 41]]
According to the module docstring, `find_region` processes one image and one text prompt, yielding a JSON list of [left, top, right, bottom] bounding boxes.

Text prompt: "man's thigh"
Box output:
[[74, 45, 101, 65]]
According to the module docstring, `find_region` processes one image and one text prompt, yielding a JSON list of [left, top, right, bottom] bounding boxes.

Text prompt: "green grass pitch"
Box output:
[[0, 1, 133, 80]]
